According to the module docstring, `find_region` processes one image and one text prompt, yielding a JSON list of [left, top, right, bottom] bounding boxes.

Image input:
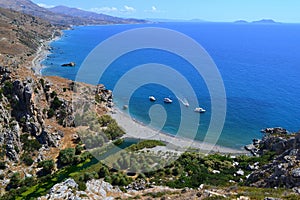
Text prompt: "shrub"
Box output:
[[47, 108, 55, 118], [0, 161, 6, 169], [58, 148, 76, 166], [98, 115, 115, 127], [21, 154, 34, 166], [77, 181, 87, 191], [104, 122, 125, 140], [8, 172, 21, 189], [20, 134, 42, 152], [38, 160, 55, 174]]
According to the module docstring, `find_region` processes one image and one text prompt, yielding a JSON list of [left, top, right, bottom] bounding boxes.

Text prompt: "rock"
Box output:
[[125, 179, 147, 191], [292, 187, 300, 194], [292, 168, 300, 178], [39, 178, 80, 200], [238, 196, 250, 200], [236, 169, 244, 176], [61, 62, 76, 67], [261, 127, 287, 135], [85, 179, 122, 199], [5, 122, 21, 162], [37, 129, 59, 147]]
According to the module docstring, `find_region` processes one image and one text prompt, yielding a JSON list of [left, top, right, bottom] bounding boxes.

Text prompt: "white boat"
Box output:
[[164, 97, 173, 103], [149, 96, 156, 101], [194, 107, 206, 113], [183, 102, 189, 107], [178, 97, 189, 107]]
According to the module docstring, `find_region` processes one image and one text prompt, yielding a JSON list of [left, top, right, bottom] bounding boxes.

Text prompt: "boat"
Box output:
[[164, 98, 173, 103], [178, 97, 189, 107], [149, 96, 156, 102], [183, 102, 189, 107], [194, 107, 206, 113]]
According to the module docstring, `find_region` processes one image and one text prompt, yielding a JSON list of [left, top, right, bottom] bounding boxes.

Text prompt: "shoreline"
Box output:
[[31, 34, 62, 76], [110, 108, 248, 155]]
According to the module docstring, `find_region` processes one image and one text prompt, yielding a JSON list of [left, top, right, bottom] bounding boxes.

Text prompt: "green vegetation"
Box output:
[[127, 140, 166, 151], [37, 160, 55, 175], [58, 148, 76, 166], [20, 134, 42, 152]]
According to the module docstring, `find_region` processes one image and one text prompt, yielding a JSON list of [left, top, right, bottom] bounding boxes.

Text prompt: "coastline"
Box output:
[[110, 108, 248, 155], [31, 34, 61, 76]]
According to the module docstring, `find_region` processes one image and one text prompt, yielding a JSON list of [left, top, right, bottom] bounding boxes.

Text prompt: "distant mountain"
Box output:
[[234, 20, 249, 24], [0, 0, 146, 25], [0, 0, 82, 25], [146, 18, 206, 23], [49, 6, 146, 24], [252, 19, 278, 24]]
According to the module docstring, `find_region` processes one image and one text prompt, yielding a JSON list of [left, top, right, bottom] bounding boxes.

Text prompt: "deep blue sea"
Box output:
[[42, 22, 300, 149]]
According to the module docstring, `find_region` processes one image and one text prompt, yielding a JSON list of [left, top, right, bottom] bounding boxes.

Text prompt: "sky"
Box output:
[[32, 0, 300, 23]]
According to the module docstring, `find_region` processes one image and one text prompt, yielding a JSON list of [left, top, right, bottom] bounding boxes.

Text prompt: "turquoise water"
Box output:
[[42, 23, 300, 149]]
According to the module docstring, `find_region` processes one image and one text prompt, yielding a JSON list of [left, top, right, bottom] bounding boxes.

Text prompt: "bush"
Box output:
[[98, 115, 115, 127], [77, 181, 87, 191], [0, 161, 6, 169], [38, 160, 55, 174], [51, 97, 63, 110], [104, 122, 125, 140], [8, 173, 21, 189], [58, 148, 76, 166], [20, 134, 42, 152], [47, 108, 55, 118], [21, 154, 34, 166]]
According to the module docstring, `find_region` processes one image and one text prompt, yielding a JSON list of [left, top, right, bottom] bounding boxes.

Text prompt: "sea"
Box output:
[[41, 22, 300, 149]]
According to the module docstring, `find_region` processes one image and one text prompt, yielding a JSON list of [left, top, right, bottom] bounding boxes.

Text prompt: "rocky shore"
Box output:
[[245, 127, 300, 190]]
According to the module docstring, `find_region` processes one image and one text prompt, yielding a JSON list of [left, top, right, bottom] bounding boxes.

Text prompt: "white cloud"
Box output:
[[145, 5, 163, 13], [91, 7, 118, 14], [37, 3, 55, 9], [123, 5, 136, 13], [90, 5, 136, 15]]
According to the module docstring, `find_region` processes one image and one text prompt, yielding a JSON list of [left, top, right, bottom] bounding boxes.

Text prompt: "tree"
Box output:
[[38, 160, 55, 174], [104, 122, 125, 140], [98, 166, 110, 178], [59, 148, 76, 166], [98, 115, 115, 127], [9, 173, 21, 189]]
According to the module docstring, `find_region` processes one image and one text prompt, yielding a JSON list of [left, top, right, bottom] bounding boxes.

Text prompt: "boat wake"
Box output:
[[177, 96, 190, 107]]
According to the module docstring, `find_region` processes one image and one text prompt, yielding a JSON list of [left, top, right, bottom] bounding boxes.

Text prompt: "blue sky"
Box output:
[[32, 0, 300, 22]]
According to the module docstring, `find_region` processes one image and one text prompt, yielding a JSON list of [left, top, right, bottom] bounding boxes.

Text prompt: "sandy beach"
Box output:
[[110, 108, 247, 155], [31, 35, 60, 75]]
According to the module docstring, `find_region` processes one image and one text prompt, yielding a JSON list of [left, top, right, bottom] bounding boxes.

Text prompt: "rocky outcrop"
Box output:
[[96, 84, 113, 108], [245, 127, 292, 156], [246, 129, 300, 189], [12, 79, 34, 118], [37, 129, 63, 148], [5, 122, 21, 161], [38, 179, 122, 200]]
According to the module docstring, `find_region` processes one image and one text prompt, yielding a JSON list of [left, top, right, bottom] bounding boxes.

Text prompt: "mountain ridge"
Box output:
[[49, 5, 147, 24], [0, 0, 146, 25]]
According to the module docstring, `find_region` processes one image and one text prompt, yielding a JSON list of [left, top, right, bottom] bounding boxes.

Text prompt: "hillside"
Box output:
[[0, 7, 59, 57], [0, 0, 146, 25]]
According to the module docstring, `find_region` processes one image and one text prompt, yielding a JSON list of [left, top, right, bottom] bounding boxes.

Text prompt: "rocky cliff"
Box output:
[[245, 128, 300, 190]]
